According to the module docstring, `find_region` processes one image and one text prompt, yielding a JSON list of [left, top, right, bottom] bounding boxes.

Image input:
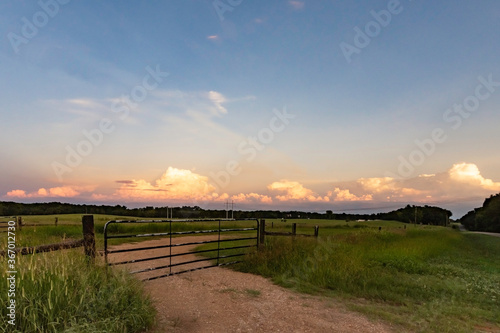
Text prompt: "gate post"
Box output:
[[82, 215, 96, 263], [259, 219, 266, 247]]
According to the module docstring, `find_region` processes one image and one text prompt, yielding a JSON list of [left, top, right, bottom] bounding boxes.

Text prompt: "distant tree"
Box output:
[[458, 193, 500, 232]]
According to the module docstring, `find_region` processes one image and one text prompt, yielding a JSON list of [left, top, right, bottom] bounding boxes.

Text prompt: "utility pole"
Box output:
[[231, 200, 234, 220], [225, 200, 229, 220]]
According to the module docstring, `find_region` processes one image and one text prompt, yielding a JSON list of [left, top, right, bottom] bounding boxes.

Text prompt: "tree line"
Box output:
[[458, 193, 500, 232], [0, 201, 453, 226]]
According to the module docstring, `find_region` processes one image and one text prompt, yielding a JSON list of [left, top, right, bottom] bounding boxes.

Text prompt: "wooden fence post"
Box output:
[[17, 217, 22, 231], [259, 219, 266, 247], [82, 215, 95, 262], [292, 223, 296, 236], [314, 225, 319, 238], [55, 217, 58, 227]]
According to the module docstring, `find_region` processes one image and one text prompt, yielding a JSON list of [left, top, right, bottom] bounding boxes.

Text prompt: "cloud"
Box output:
[[335, 163, 500, 203], [207, 91, 228, 116], [45, 96, 140, 126], [448, 162, 500, 190], [152, 90, 230, 118], [207, 35, 219, 40], [113, 167, 223, 202], [329, 188, 373, 202], [231, 193, 273, 204], [289, 1, 305, 10], [5, 186, 85, 198], [268, 180, 329, 202]]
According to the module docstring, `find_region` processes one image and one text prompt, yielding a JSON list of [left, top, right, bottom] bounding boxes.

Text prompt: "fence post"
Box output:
[[314, 225, 319, 238], [55, 217, 58, 227], [292, 223, 296, 235], [17, 217, 22, 231], [82, 215, 95, 263], [259, 219, 266, 247]]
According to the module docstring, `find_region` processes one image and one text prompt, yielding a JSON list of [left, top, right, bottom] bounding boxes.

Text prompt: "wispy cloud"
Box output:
[[288, 1, 305, 10], [207, 91, 228, 116]]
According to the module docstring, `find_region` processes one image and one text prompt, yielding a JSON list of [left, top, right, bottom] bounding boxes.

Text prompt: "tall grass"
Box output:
[[236, 229, 500, 332], [0, 250, 155, 332]]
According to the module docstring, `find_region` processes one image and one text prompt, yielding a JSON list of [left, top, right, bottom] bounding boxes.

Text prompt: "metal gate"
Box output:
[[104, 219, 259, 281]]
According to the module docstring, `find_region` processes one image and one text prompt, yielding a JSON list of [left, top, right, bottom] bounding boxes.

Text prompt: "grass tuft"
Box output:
[[0, 250, 156, 333]]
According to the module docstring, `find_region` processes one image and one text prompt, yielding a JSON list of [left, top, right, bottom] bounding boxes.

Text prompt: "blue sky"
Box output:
[[1, 0, 500, 218]]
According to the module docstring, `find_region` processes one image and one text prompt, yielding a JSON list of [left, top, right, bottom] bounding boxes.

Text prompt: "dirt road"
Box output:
[[109, 236, 395, 333]]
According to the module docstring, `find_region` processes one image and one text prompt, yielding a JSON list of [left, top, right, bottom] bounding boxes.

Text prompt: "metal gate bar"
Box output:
[[104, 219, 259, 281], [107, 237, 257, 255]]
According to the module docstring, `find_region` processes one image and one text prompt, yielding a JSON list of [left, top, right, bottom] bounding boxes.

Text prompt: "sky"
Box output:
[[1, 0, 500, 218]]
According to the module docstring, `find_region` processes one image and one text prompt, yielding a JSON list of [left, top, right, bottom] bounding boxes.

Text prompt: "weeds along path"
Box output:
[[109, 236, 395, 333]]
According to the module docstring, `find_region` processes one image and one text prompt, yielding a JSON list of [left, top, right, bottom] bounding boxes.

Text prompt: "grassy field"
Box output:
[[4, 215, 499, 332], [232, 226, 500, 333], [0, 214, 160, 332], [0, 250, 155, 333]]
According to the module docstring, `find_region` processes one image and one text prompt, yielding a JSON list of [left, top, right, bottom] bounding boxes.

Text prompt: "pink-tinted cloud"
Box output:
[[6, 186, 84, 198], [113, 167, 224, 202], [231, 193, 273, 204], [268, 180, 329, 202], [338, 163, 500, 203], [329, 188, 373, 202]]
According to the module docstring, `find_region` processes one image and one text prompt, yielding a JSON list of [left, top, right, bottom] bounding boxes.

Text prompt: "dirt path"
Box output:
[[471, 232, 500, 238], [108, 236, 395, 333]]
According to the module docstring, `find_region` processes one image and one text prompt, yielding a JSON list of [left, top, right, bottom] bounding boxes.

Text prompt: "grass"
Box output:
[[234, 228, 500, 333], [0, 214, 258, 332], [263, 218, 421, 236], [244, 289, 261, 297], [0, 249, 156, 333], [0, 214, 259, 249], [6, 214, 497, 332]]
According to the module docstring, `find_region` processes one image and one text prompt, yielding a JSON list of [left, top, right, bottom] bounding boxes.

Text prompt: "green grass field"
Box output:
[[0, 214, 159, 333], [0, 249, 156, 333], [233, 227, 500, 333], [3, 215, 499, 332]]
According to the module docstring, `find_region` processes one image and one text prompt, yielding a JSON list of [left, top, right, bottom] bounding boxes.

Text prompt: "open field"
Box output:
[[2, 214, 499, 332], [0, 249, 155, 333], [262, 218, 427, 236], [232, 228, 500, 333], [0, 214, 259, 249]]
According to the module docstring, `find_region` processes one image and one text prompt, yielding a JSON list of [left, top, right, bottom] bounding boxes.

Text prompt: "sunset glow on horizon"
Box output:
[[1, 1, 499, 218]]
